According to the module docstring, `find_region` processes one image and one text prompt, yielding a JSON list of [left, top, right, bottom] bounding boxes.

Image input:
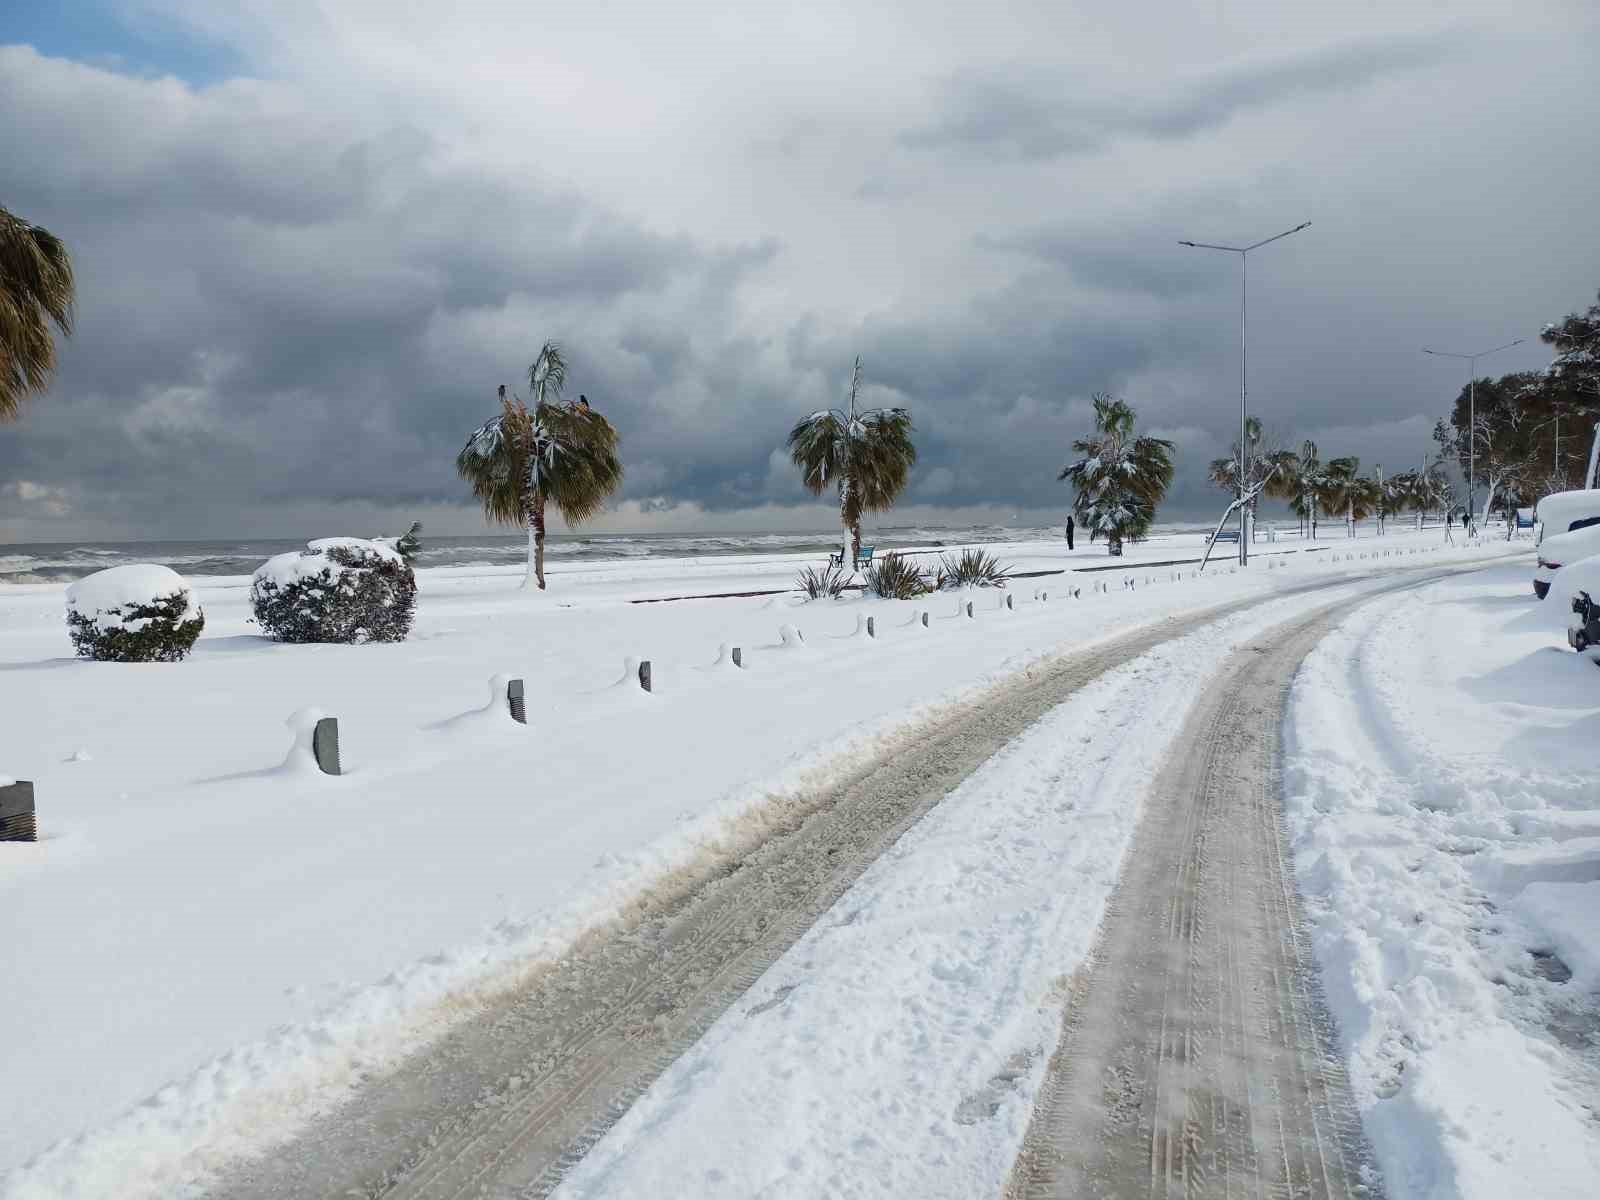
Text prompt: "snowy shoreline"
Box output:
[[0, 528, 1528, 1197]]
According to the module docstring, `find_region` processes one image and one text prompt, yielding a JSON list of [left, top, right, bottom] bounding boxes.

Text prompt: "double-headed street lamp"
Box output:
[[1180, 221, 1311, 566], [1421, 339, 1523, 520]]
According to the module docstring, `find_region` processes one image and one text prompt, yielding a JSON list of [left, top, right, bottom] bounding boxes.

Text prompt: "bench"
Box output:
[[828, 545, 876, 571], [1209, 529, 1240, 543]]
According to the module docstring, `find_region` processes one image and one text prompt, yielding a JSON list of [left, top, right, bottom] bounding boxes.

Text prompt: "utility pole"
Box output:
[[1180, 221, 1311, 566]]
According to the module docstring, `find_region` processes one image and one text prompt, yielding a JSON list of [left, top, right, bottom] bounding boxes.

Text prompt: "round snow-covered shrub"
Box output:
[[251, 537, 417, 644], [66, 564, 205, 662]]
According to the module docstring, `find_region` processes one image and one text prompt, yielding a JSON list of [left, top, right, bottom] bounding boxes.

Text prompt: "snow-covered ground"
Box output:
[[1286, 562, 1600, 1199], [0, 526, 1523, 1197]]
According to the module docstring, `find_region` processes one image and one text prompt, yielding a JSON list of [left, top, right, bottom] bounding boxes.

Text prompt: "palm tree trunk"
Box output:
[[1108, 530, 1123, 557], [529, 494, 548, 590]]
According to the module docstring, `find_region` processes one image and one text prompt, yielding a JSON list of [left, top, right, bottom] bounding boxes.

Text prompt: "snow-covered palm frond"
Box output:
[[1059, 393, 1175, 553], [458, 368, 623, 529], [787, 357, 916, 545]]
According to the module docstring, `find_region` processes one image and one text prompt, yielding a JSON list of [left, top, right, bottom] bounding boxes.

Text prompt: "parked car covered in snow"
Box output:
[[1550, 557, 1600, 661], [1534, 523, 1600, 599], [1532, 489, 1600, 598]]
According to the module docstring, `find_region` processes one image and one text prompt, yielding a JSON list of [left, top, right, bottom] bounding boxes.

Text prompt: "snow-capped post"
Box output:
[[312, 718, 341, 776], [638, 660, 653, 693], [0, 779, 37, 842], [965, 600, 974, 619], [506, 678, 527, 724], [866, 616, 876, 639], [920, 610, 930, 628], [731, 646, 743, 668], [1005, 594, 1014, 611]]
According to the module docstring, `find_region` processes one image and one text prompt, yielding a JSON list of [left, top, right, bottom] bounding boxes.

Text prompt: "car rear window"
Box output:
[[1568, 516, 1600, 533]]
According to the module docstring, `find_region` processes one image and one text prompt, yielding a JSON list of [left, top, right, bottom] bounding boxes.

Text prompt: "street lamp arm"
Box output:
[[1243, 221, 1312, 252], [1178, 240, 1243, 252]]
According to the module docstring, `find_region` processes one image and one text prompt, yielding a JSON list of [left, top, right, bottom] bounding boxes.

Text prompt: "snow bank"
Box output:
[[1285, 563, 1600, 1199]]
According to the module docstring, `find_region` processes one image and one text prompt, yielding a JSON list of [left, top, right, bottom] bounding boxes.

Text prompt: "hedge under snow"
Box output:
[[65, 564, 205, 663], [250, 537, 417, 644]]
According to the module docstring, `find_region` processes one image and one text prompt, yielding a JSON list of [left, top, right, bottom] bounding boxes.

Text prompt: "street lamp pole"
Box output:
[[1180, 221, 1311, 566], [1422, 338, 1523, 522]]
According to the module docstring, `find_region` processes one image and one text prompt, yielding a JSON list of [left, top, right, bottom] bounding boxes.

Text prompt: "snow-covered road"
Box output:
[[545, 572, 1481, 1199], [0, 531, 1530, 1198]]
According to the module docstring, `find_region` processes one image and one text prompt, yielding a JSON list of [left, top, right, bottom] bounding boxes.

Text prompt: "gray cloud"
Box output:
[[0, 3, 1596, 543], [900, 33, 1463, 162]]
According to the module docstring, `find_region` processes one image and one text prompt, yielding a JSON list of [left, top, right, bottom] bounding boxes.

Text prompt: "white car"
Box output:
[[1535, 524, 1600, 599], [1532, 489, 1600, 598]]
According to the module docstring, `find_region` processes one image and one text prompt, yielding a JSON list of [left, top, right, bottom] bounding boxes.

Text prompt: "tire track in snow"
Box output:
[[999, 578, 1487, 1199]]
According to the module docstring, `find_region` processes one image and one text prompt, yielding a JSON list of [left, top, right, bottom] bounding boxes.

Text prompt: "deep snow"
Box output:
[[1285, 562, 1600, 1198], [0, 526, 1523, 1197]]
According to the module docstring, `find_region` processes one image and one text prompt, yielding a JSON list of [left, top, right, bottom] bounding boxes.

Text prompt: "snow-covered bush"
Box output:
[[65, 564, 205, 662], [251, 538, 416, 644], [936, 548, 1011, 589], [867, 552, 931, 599], [796, 561, 849, 600]]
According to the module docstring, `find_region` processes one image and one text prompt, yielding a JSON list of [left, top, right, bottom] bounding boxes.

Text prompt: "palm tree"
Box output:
[[1263, 439, 1323, 539], [457, 342, 623, 591], [788, 357, 916, 562], [2, 205, 75, 421], [1319, 456, 1380, 537], [1059, 393, 1175, 556]]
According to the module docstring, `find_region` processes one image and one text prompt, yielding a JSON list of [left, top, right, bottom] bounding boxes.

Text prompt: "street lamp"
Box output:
[[1180, 221, 1311, 565], [1422, 338, 1523, 522]]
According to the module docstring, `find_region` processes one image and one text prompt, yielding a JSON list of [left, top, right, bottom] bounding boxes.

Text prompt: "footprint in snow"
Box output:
[[746, 983, 797, 1017]]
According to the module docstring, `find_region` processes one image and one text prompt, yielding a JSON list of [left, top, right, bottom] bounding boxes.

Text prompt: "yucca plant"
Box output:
[[457, 342, 623, 591], [788, 357, 916, 564], [1059, 394, 1175, 556], [1, 205, 75, 421], [796, 561, 850, 599], [867, 551, 931, 599], [937, 548, 1011, 589]]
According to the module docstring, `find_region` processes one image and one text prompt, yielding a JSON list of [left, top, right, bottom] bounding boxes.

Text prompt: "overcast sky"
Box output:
[[2, 0, 1597, 542]]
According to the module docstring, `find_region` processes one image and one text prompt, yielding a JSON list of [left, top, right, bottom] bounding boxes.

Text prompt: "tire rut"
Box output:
[[1000, 578, 1469, 1200]]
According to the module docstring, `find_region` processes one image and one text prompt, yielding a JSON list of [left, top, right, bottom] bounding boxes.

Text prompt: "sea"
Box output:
[[0, 523, 1217, 585]]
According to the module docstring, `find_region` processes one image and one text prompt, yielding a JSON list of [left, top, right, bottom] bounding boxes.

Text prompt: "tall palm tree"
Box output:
[[1263, 439, 1323, 538], [1059, 393, 1175, 556], [1206, 416, 1267, 494], [788, 357, 916, 561], [1319, 456, 1380, 537], [1, 205, 75, 421], [457, 342, 623, 591]]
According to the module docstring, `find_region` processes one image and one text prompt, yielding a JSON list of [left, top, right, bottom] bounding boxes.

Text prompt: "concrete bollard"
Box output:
[[313, 717, 341, 776], [638, 660, 653, 693], [506, 677, 527, 724], [0, 779, 37, 842], [732, 646, 743, 668]]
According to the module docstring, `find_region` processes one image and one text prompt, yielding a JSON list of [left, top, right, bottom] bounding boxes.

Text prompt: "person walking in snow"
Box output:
[[1065, 513, 1075, 550]]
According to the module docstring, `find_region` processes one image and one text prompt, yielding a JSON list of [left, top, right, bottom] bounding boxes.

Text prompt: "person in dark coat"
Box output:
[[1065, 514, 1075, 550]]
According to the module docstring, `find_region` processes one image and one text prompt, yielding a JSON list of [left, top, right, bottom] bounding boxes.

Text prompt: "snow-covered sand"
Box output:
[[1286, 562, 1600, 1198], [0, 527, 1526, 1196]]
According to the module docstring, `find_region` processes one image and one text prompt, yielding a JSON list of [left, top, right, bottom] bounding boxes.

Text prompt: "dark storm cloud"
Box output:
[[0, 46, 780, 533], [900, 34, 1462, 162], [1, 4, 1595, 542]]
